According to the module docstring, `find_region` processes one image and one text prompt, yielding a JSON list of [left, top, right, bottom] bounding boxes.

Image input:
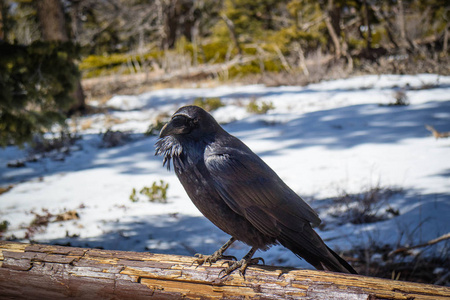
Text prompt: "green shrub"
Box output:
[[130, 180, 169, 203], [129, 188, 139, 202], [198, 41, 235, 64], [145, 119, 166, 136], [145, 114, 170, 136], [79, 51, 162, 78], [247, 99, 274, 114], [193, 97, 225, 112], [227, 57, 283, 78], [0, 220, 9, 232]]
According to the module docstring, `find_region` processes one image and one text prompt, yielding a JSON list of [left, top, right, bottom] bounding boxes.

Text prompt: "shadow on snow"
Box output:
[[2, 100, 449, 186], [227, 100, 450, 156]]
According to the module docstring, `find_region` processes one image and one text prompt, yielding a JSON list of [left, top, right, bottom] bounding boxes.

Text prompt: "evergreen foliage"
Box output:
[[0, 41, 80, 147]]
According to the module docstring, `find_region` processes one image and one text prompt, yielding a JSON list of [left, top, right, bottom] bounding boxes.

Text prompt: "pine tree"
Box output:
[[0, 41, 80, 147], [0, 0, 82, 147]]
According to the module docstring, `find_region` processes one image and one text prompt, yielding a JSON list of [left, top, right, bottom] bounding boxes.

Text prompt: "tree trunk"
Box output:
[[443, 25, 448, 56], [35, 0, 86, 114], [0, 0, 8, 41], [35, 0, 68, 41], [1, 241, 449, 300], [69, 0, 83, 43], [293, 42, 310, 77], [362, 0, 372, 51], [397, 0, 409, 54], [369, 3, 400, 50], [161, 0, 180, 50], [221, 13, 243, 56], [322, 0, 342, 58]]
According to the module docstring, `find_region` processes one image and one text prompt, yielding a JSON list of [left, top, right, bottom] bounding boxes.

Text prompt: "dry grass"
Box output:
[[80, 119, 93, 131], [0, 185, 13, 195], [319, 186, 403, 227], [105, 114, 126, 126], [346, 243, 449, 286]]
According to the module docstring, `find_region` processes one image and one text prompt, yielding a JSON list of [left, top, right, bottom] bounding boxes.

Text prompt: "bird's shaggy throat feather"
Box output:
[[155, 136, 183, 170]]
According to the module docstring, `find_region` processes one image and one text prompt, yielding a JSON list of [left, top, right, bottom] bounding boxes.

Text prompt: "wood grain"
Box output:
[[0, 241, 448, 299]]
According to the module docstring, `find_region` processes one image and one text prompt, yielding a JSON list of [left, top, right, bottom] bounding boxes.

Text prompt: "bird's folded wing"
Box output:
[[205, 146, 321, 237]]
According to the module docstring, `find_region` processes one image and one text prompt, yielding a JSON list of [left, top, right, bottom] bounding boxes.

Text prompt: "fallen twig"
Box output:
[[425, 125, 450, 139], [389, 232, 450, 256]]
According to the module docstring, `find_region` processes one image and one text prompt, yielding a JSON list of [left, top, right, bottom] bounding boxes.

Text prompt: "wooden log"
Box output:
[[0, 241, 448, 299]]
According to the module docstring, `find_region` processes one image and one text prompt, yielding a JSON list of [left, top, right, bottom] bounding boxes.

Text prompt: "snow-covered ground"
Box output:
[[1, 74, 449, 271]]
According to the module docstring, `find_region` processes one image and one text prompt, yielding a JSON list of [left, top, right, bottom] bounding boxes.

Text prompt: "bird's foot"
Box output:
[[193, 237, 237, 267], [219, 257, 265, 278], [194, 252, 237, 266]]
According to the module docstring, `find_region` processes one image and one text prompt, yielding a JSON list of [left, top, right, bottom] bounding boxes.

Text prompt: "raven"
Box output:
[[155, 105, 357, 275]]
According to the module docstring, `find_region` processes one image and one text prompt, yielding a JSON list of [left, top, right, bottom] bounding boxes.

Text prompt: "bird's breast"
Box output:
[[171, 146, 276, 249]]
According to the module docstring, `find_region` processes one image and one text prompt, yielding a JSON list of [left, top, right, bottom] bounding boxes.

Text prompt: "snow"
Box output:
[[1, 74, 449, 270]]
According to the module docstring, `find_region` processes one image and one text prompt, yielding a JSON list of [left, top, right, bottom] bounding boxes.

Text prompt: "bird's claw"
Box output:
[[253, 257, 265, 265], [219, 257, 264, 278], [222, 255, 238, 261], [193, 253, 213, 266], [193, 252, 233, 267]]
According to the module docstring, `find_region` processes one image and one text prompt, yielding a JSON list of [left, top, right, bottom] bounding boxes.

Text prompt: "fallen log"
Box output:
[[81, 55, 261, 98], [0, 241, 449, 299]]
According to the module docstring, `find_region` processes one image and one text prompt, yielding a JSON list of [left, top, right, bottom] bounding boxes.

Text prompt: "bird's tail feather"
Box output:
[[277, 226, 357, 274], [325, 245, 358, 274]]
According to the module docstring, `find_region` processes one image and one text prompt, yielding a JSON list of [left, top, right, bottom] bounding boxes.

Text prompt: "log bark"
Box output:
[[0, 241, 449, 299]]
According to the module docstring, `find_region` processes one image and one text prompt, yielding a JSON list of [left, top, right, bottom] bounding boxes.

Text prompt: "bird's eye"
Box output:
[[171, 115, 189, 127]]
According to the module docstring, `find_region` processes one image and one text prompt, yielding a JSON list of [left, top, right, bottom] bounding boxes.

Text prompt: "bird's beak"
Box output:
[[159, 122, 174, 138]]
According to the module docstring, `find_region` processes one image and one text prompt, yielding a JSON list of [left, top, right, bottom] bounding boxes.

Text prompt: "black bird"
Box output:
[[155, 105, 357, 275]]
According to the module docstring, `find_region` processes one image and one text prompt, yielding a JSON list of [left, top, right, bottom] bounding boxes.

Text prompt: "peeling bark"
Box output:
[[0, 241, 449, 299]]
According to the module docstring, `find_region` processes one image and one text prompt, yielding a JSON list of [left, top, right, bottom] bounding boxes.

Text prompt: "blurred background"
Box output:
[[0, 0, 449, 286]]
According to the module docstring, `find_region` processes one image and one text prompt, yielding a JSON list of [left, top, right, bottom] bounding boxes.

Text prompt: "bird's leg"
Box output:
[[194, 237, 237, 266], [219, 247, 265, 278]]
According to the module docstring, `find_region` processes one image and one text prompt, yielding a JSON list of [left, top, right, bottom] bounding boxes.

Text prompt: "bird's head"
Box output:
[[156, 105, 223, 169], [159, 105, 222, 140]]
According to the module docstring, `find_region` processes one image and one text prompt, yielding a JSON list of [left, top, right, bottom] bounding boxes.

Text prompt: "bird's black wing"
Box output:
[[204, 141, 321, 238], [204, 142, 359, 274]]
